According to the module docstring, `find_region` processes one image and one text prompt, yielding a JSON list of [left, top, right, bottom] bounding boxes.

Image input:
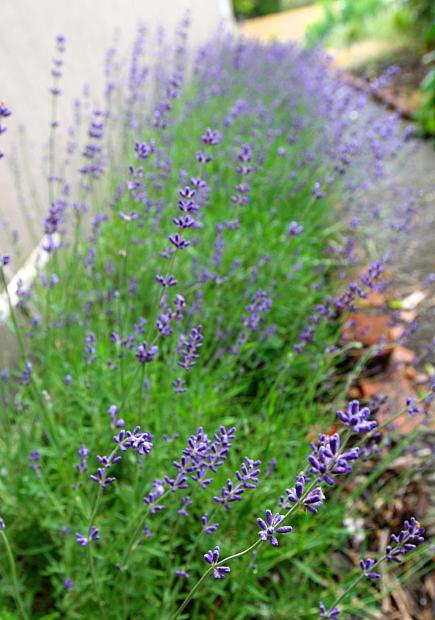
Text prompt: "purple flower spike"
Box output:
[[0, 105, 12, 118], [75, 526, 99, 548], [175, 569, 189, 579], [29, 450, 41, 475], [113, 426, 153, 455], [144, 488, 165, 514], [89, 526, 100, 542], [178, 325, 203, 372], [169, 233, 190, 249], [284, 473, 324, 514], [155, 274, 177, 288], [359, 557, 380, 580], [172, 377, 187, 393], [257, 510, 292, 546], [214, 457, 261, 509], [336, 400, 377, 433], [406, 397, 420, 417], [84, 332, 97, 364], [135, 140, 155, 160], [386, 517, 425, 564], [75, 532, 88, 547], [319, 602, 340, 618], [76, 444, 89, 474], [136, 341, 158, 364], [309, 433, 360, 485], [287, 221, 304, 236], [200, 127, 222, 146], [201, 514, 220, 535], [203, 545, 230, 579], [63, 578, 73, 591]]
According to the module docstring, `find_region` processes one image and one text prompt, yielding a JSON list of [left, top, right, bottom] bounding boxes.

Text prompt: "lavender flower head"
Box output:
[[76, 444, 89, 474], [284, 473, 324, 514], [91, 427, 153, 489], [178, 325, 203, 372], [319, 602, 340, 618], [287, 221, 304, 236], [75, 526, 99, 547], [164, 424, 235, 493], [63, 578, 73, 591], [113, 427, 154, 456], [29, 450, 41, 475], [201, 514, 219, 535], [359, 557, 380, 580], [136, 341, 158, 364], [257, 510, 292, 546], [203, 545, 230, 579], [201, 127, 222, 146], [214, 457, 261, 509], [336, 400, 377, 433], [0, 103, 12, 159], [386, 517, 425, 564], [308, 433, 360, 485], [0, 104, 12, 119], [175, 569, 189, 579], [84, 332, 96, 364]]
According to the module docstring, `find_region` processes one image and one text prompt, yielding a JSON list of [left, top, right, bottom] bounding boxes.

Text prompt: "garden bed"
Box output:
[[0, 21, 433, 620]]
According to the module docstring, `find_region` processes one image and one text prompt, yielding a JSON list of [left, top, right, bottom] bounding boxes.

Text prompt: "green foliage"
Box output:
[[418, 63, 435, 134], [307, 0, 435, 48], [233, 0, 257, 18], [389, 1, 435, 135], [305, 2, 336, 47], [232, 0, 281, 19], [306, 0, 391, 46]]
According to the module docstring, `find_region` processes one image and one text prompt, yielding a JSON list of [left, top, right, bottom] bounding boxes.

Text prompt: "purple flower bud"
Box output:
[[63, 578, 74, 591], [175, 569, 189, 579]]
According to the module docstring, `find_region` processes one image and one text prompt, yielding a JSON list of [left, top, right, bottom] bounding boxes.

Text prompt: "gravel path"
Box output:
[[373, 137, 435, 361]]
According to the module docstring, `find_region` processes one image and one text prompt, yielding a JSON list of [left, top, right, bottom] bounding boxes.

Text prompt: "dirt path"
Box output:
[[237, 4, 324, 42], [377, 140, 435, 362], [237, 5, 402, 69]]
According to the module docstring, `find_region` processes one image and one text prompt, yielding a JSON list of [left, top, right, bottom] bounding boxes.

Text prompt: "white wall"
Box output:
[[0, 0, 233, 258]]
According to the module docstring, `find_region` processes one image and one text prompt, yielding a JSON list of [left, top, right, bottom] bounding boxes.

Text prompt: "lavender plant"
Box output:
[[0, 18, 432, 620]]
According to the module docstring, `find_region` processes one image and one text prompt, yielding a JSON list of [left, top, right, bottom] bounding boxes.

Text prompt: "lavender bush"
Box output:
[[0, 16, 432, 619]]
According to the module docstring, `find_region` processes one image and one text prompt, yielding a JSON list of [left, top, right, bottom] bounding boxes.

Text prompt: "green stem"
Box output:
[[171, 566, 213, 620], [0, 269, 60, 448], [329, 552, 394, 613], [374, 390, 431, 436], [1, 530, 29, 620], [87, 544, 104, 614], [121, 490, 171, 570]]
